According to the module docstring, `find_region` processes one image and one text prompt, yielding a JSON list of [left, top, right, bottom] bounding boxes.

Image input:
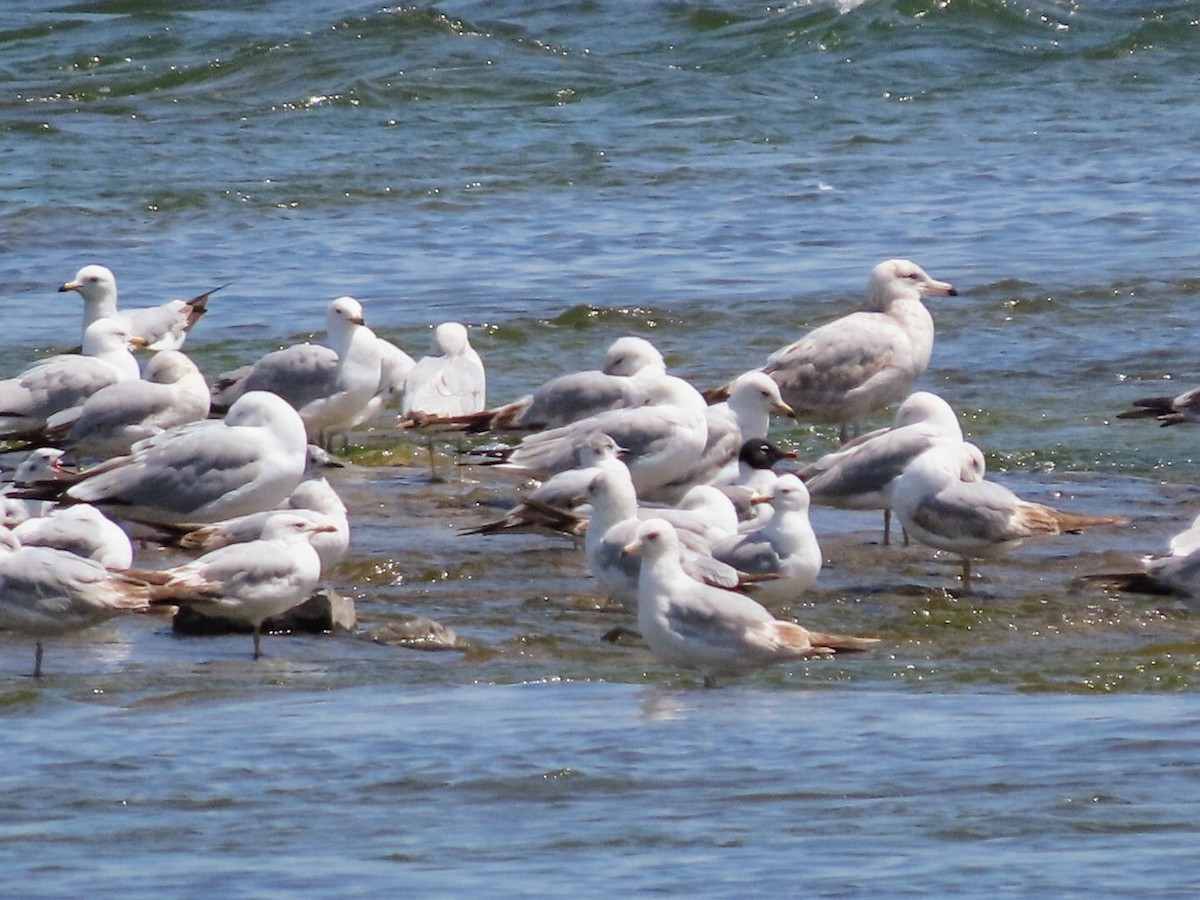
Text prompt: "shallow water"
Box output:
[[4, 0, 1200, 893]]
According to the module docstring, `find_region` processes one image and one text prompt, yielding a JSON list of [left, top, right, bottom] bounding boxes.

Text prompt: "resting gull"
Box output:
[[711, 473, 822, 602], [401, 322, 487, 420], [64, 390, 309, 526], [0, 319, 143, 438], [45, 349, 211, 460]]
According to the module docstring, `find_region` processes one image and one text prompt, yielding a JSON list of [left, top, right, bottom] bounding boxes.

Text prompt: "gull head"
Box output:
[[867, 259, 957, 308], [327, 296, 366, 330], [602, 336, 665, 377], [260, 512, 339, 543], [59, 264, 118, 306], [431, 322, 471, 357], [739, 439, 796, 470], [727, 370, 795, 419], [622, 517, 679, 560], [767, 473, 811, 514]]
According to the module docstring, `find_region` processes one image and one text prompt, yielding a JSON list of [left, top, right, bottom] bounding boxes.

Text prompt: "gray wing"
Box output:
[[911, 480, 1023, 544], [519, 371, 639, 428], [0, 356, 121, 420], [243, 345, 340, 411], [805, 430, 940, 506], [711, 533, 783, 576], [67, 425, 274, 519]]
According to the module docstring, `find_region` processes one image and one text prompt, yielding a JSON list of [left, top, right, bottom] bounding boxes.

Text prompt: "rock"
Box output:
[[364, 615, 461, 651], [171, 588, 356, 636]]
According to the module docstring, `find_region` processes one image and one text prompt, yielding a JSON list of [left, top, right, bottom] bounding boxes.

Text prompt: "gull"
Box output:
[[172, 445, 349, 571], [212, 297, 383, 447], [662, 370, 794, 493], [1, 448, 75, 524], [711, 474, 822, 602], [892, 442, 1125, 591], [641, 484, 741, 550], [12, 503, 134, 569], [138, 513, 336, 659], [1078, 511, 1200, 598], [582, 465, 741, 610], [64, 390, 309, 526], [799, 391, 964, 544], [0, 319, 144, 438], [1117, 385, 1200, 427], [59, 264, 223, 351], [469, 375, 709, 502], [623, 518, 878, 687], [0, 529, 151, 677], [400, 322, 486, 420], [44, 349, 211, 460], [465, 335, 668, 432], [728, 259, 957, 442]]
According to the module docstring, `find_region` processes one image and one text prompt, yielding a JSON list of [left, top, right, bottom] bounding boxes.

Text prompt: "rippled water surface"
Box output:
[[4, 0, 1200, 893]]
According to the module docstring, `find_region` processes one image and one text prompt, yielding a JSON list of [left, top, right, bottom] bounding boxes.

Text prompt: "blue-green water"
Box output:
[[4, 0, 1200, 893]]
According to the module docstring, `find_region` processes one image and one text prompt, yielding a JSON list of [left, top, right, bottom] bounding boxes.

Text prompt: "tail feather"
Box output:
[[773, 620, 879, 655], [805, 629, 881, 653], [182, 282, 230, 332], [459, 498, 586, 538], [1050, 509, 1126, 534]]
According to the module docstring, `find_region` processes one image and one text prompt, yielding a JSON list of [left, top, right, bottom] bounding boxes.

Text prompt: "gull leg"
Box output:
[[33, 641, 44, 679], [253, 626, 263, 660], [883, 508, 892, 547]]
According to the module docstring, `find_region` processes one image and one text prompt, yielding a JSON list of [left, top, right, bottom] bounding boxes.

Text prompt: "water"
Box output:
[[4, 0, 1200, 893]]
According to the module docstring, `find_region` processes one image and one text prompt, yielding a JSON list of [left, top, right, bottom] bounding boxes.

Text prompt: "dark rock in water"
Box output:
[[171, 588, 357, 636], [364, 616, 461, 651]]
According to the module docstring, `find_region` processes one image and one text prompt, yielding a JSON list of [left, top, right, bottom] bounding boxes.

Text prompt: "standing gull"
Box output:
[[800, 390, 965, 544], [0, 529, 151, 678], [59, 263, 222, 351], [623, 519, 877, 687], [213, 296, 383, 448], [734, 259, 957, 442], [892, 442, 1124, 591], [138, 513, 335, 659]]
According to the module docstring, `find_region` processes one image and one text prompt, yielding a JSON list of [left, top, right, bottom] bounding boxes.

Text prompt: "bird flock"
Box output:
[[0, 259, 1179, 684]]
